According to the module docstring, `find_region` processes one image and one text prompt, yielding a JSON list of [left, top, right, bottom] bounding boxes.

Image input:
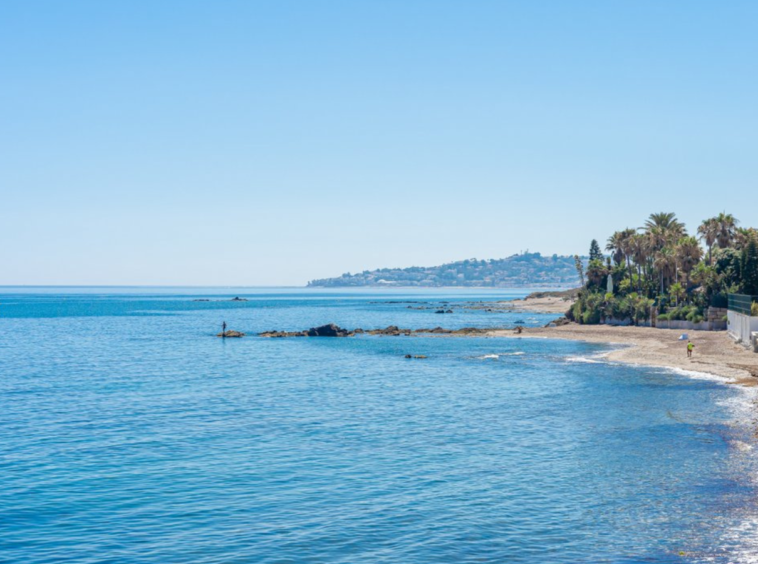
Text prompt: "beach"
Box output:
[[495, 295, 574, 314], [487, 323, 758, 386]]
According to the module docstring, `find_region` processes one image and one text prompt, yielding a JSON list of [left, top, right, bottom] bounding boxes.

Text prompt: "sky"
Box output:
[[1, 1, 756, 286]]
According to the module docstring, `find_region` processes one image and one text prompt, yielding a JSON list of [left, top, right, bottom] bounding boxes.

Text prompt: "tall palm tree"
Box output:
[[606, 228, 636, 283], [606, 231, 626, 266], [643, 212, 685, 235], [674, 236, 702, 289], [629, 234, 648, 292], [653, 247, 676, 295], [714, 212, 738, 249], [645, 226, 668, 254], [697, 218, 718, 265]]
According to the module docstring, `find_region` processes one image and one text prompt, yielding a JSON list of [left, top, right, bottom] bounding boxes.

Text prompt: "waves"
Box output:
[[475, 352, 526, 360]]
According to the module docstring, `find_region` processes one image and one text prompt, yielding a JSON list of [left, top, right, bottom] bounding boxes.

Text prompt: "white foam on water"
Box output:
[[475, 352, 526, 360], [565, 355, 606, 364], [663, 368, 758, 563], [562, 349, 758, 561], [667, 366, 735, 384]]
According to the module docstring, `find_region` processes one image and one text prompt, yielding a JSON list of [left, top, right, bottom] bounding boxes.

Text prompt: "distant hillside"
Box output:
[[308, 253, 586, 288]]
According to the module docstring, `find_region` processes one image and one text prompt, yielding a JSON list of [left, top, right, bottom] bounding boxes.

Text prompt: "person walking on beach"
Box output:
[[687, 340, 694, 358]]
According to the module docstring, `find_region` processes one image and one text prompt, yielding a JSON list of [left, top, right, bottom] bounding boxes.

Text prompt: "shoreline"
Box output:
[[485, 324, 758, 387], [496, 295, 575, 314]]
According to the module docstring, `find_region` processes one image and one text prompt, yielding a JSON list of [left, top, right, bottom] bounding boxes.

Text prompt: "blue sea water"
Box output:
[[2, 287, 758, 564]]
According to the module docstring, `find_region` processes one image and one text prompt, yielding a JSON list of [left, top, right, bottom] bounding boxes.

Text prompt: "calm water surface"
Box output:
[[2, 288, 757, 563]]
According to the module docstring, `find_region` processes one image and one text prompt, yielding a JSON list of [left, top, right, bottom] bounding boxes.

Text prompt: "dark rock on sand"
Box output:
[[545, 316, 571, 328]]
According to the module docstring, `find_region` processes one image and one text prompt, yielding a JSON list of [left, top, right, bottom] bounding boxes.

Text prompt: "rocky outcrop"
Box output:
[[306, 324, 351, 337], [544, 316, 571, 328], [217, 330, 245, 338], [259, 324, 352, 338], [365, 325, 412, 336], [258, 324, 495, 338]]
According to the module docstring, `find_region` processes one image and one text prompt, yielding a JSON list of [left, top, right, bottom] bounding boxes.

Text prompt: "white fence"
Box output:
[[727, 310, 758, 350]]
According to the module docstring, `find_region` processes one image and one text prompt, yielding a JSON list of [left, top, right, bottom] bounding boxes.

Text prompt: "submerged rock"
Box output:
[[366, 325, 412, 336]]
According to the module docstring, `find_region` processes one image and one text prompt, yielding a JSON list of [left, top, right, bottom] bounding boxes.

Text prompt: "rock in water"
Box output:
[[259, 324, 354, 338], [217, 330, 245, 338], [305, 324, 351, 337]]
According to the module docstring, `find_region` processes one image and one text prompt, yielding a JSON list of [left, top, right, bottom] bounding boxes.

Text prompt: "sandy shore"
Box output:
[[486, 324, 758, 386], [498, 296, 575, 314]]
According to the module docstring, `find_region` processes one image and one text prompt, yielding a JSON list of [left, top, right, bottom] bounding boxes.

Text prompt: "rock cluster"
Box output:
[[545, 316, 571, 328], [258, 324, 493, 338], [217, 330, 245, 338]]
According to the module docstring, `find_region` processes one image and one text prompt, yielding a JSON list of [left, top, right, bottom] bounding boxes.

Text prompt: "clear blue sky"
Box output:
[[1, 1, 756, 286]]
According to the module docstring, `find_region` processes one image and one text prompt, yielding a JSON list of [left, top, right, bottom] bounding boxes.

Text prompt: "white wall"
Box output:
[[727, 310, 758, 347]]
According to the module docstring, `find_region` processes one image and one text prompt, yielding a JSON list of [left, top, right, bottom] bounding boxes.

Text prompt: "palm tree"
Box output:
[[643, 212, 685, 235], [586, 259, 609, 288], [669, 282, 686, 307], [735, 227, 758, 250], [714, 212, 738, 249], [606, 228, 636, 282], [629, 234, 648, 292], [653, 247, 676, 295], [674, 236, 702, 289], [606, 231, 626, 266], [645, 226, 668, 255], [697, 218, 718, 264]]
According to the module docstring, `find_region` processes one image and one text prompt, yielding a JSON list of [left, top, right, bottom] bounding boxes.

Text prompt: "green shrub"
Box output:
[[582, 308, 602, 325]]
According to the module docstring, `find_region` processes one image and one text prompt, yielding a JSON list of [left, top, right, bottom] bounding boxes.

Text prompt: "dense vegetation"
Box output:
[[569, 212, 758, 325], [308, 253, 585, 288]]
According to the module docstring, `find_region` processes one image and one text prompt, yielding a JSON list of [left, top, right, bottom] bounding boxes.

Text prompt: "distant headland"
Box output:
[[307, 252, 586, 288]]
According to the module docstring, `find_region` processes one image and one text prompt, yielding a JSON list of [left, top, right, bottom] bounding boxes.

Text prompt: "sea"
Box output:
[[2, 287, 758, 564]]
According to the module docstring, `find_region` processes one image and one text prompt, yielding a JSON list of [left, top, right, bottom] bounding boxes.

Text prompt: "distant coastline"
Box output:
[[308, 253, 587, 288]]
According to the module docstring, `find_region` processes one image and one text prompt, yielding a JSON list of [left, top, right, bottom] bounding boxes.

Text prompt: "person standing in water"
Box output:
[[222, 321, 227, 337], [687, 340, 694, 358]]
